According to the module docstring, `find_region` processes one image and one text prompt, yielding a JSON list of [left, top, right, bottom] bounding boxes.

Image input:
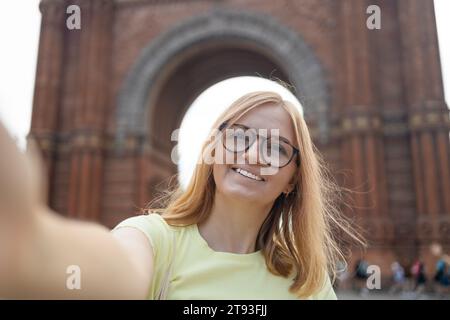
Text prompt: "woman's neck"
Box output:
[[197, 192, 272, 254]]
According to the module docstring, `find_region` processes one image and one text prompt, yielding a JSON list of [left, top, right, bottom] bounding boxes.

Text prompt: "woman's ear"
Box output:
[[283, 183, 295, 195], [284, 171, 299, 194]]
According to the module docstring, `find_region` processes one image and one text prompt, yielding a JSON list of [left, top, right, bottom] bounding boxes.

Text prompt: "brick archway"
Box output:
[[116, 8, 330, 162], [31, 0, 450, 267]]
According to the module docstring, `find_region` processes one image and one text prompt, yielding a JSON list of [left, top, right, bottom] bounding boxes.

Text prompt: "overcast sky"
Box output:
[[0, 0, 41, 148], [0, 1, 449, 183]]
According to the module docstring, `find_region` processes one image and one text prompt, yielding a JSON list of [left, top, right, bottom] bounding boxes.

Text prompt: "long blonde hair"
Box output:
[[149, 91, 364, 298]]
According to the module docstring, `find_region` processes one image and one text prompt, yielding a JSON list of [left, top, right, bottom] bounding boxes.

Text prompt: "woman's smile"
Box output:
[[230, 166, 265, 182]]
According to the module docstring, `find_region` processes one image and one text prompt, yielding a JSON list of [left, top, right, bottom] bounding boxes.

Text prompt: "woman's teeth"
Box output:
[[233, 168, 263, 181]]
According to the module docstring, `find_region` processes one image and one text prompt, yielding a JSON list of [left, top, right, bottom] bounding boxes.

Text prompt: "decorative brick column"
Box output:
[[337, 1, 390, 253], [65, 0, 113, 221], [29, 0, 66, 203], [31, 0, 114, 221], [398, 0, 450, 253]]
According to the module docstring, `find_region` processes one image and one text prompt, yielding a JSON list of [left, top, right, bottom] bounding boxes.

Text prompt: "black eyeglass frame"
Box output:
[[218, 121, 301, 168]]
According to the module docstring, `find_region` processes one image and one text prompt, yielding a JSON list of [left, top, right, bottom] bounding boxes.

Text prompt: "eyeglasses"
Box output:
[[219, 122, 300, 168]]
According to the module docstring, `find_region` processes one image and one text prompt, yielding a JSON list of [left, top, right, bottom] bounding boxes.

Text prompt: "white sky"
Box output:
[[0, 0, 41, 149], [435, 0, 450, 102], [0, 1, 449, 182]]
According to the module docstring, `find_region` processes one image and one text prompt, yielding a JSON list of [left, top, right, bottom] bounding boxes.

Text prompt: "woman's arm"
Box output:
[[0, 123, 153, 299]]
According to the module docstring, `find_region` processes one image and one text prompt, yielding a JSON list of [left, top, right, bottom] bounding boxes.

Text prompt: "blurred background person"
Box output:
[[431, 243, 450, 297], [389, 261, 406, 295], [411, 260, 427, 299]]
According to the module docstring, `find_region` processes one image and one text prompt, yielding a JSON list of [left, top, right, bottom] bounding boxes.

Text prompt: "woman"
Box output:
[[0, 89, 361, 299]]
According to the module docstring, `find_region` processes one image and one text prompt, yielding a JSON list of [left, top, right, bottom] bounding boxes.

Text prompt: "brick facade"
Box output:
[[30, 0, 450, 275]]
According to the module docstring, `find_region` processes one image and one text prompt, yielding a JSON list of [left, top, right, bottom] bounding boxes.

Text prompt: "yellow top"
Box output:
[[113, 214, 337, 300]]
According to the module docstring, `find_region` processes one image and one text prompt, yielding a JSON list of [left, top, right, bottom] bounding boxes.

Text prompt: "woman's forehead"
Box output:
[[235, 103, 296, 140]]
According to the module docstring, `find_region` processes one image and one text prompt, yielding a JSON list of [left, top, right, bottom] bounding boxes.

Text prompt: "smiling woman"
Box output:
[[0, 78, 364, 300], [112, 82, 365, 299]]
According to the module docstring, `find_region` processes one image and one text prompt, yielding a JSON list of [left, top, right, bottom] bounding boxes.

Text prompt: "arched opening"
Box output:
[[148, 44, 291, 165], [116, 9, 330, 168]]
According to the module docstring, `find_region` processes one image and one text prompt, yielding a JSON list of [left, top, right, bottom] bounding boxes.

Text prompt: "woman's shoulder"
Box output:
[[310, 274, 338, 300], [114, 211, 170, 232], [112, 211, 184, 256]]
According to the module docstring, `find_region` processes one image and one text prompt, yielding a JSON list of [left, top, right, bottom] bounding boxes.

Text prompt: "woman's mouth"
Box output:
[[231, 167, 264, 181]]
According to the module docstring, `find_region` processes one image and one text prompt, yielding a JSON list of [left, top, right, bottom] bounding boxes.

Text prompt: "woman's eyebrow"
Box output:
[[260, 128, 292, 144], [277, 135, 294, 145], [233, 123, 295, 145], [252, 126, 295, 145]]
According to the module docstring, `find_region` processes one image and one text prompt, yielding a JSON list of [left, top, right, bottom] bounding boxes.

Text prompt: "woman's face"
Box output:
[[212, 103, 298, 206]]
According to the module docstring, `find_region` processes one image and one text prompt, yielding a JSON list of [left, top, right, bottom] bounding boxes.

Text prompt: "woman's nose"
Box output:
[[243, 139, 268, 166]]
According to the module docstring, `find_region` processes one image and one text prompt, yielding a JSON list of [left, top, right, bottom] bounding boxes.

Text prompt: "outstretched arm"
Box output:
[[0, 123, 153, 299]]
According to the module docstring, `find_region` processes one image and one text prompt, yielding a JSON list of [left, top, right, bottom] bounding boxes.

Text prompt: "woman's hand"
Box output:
[[0, 122, 49, 287], [0, 121, 153, 298], [0, 122, 47, 225]]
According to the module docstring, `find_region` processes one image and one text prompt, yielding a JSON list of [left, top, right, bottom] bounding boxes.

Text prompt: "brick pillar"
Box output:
[[398, 0, 450, 248], [64, 0, 113, 221], [29, 0, 66, 204], [337, 0, 389, 246], [370, 0, 417, 264]]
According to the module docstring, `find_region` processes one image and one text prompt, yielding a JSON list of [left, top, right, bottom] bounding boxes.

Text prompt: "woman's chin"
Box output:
[[219, 183, 266, 203], [214, 167, 276, 204]]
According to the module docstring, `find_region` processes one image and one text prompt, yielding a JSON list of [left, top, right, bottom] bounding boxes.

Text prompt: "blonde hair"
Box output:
[[148, 91, 364, 298]]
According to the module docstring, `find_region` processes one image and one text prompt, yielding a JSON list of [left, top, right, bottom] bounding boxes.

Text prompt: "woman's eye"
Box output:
[[233, 133, 246, 143], [270, 143, 287, 156]]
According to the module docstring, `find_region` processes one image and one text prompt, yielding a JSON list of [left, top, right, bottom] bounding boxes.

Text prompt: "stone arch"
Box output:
[[116, 8, 330, 161]]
